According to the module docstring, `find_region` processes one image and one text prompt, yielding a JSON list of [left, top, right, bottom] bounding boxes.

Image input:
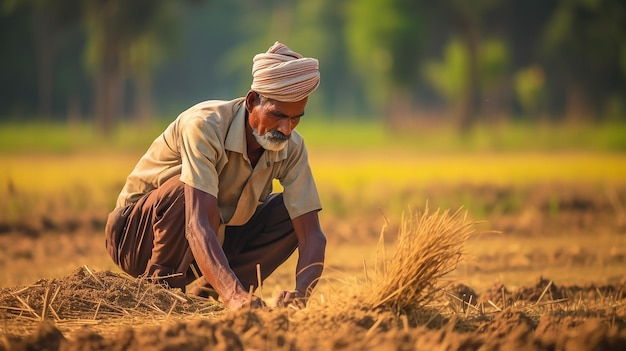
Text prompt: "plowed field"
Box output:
[[1, 153, 625, 350]]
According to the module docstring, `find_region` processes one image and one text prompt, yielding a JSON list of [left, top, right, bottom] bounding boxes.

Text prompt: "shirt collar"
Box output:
[[224, 99, 288, 162]]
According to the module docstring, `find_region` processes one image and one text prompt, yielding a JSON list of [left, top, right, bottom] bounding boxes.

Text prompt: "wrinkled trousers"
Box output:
[[105, 176, 298, 291]]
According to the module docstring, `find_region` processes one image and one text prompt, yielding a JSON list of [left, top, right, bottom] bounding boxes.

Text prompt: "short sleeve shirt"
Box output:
[[115, 98, 322, 226]]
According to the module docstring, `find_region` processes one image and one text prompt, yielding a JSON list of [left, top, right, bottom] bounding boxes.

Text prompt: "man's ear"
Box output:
[[245, 90, 259, 112]]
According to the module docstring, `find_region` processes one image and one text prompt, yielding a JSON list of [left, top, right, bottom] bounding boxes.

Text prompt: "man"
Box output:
[[104, 42, 326, 310]]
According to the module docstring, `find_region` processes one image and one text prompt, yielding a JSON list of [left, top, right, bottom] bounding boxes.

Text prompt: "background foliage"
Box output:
[[1, 0, 625, 132]]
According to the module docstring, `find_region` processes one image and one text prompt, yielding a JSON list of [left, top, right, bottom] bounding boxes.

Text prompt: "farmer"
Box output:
[[104, 42, 326, 310]]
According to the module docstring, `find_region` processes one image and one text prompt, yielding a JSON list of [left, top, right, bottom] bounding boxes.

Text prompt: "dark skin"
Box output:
[[185, 91, 326, 310]]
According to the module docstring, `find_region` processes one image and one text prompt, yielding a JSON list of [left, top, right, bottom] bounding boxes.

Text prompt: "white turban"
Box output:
[[251, 42, 320, 102]]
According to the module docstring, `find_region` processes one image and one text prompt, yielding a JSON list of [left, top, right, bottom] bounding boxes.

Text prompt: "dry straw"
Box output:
[[0, 266, 223, 337], [359, 206, 474, 313]]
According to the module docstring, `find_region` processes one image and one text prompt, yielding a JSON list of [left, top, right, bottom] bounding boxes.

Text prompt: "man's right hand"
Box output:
[[225, 294, 266, 310], [185, 185, 266, 311]]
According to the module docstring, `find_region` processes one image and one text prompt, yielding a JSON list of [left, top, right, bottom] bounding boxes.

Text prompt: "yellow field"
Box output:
[[2, 150, 624, 203], [310, 151, 626, 186]]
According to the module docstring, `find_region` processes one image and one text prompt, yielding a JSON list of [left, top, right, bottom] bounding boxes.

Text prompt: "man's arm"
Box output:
[[274, 210, 326, 307], [183, 184, 263, 309]]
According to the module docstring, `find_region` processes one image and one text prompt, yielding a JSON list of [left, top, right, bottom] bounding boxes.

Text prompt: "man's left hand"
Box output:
[[272, 289, 306, 309]]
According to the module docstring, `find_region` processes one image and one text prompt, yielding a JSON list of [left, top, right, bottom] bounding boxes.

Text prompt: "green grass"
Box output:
[[1, 118, 626, 154], [297, 119, 626, 153], [0, 121, 169, 154]]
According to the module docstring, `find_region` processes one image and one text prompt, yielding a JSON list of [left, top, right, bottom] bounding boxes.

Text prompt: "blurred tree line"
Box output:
[[0, 0, 624, 133]]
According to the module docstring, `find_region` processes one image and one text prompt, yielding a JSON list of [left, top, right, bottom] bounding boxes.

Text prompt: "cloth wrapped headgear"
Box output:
[[251, 42, 320, 102]]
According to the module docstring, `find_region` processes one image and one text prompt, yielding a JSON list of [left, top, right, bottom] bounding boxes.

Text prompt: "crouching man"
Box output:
[[105, 42, 326, 310]]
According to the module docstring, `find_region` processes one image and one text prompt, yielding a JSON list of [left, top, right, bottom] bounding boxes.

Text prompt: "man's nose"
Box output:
[[277, 118, 293, 135]]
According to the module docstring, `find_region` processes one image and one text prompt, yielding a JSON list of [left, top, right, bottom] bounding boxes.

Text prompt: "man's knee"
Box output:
[[104, 204, 134, 265]]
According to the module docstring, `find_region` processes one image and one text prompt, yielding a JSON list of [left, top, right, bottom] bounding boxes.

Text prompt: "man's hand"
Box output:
[[273, 289, 306, 309], [225, 293, 266, 310]]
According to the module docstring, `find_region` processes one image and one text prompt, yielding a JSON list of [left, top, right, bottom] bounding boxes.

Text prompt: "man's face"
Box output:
[[247, 93, 307, 151]]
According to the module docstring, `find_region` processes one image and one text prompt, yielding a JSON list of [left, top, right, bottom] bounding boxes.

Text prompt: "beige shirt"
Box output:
[[116, 98, 321, 228]]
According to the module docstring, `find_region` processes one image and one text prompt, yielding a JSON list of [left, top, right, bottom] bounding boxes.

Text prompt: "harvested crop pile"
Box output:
[[358, 208, 473, 312], [0, 266, 221, 337]]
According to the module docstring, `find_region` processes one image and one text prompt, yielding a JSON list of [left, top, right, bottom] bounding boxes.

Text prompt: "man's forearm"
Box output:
[[184, 185, 253, 307], [295, 234, 326, 297], [185, 222, 248, 301]]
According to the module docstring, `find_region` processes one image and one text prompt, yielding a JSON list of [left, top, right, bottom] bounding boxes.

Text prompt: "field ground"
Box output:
[[1, 149, 625, 349]]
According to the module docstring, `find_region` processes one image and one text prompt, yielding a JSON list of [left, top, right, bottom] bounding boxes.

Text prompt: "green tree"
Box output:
[[1, 0, 82, 119], [126, 3, 180, 124], [424, 37, 509, 122], [290, 0, 353, 115], [438, 0, 501, 129], [344, 0, 424, 120], [83, 0, 185, 133], [541, 0, 626, 121], [424, 38, 467, 106]]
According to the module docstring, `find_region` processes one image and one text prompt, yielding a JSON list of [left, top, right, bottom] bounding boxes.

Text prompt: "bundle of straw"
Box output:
[[362, 207, 474, 312]]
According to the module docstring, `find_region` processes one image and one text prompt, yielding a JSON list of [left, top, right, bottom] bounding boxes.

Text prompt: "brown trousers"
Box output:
[[105, 176, 298, 291]]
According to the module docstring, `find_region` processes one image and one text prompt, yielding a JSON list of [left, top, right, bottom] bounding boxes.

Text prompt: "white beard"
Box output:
[[252, 129, 289, 151]]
